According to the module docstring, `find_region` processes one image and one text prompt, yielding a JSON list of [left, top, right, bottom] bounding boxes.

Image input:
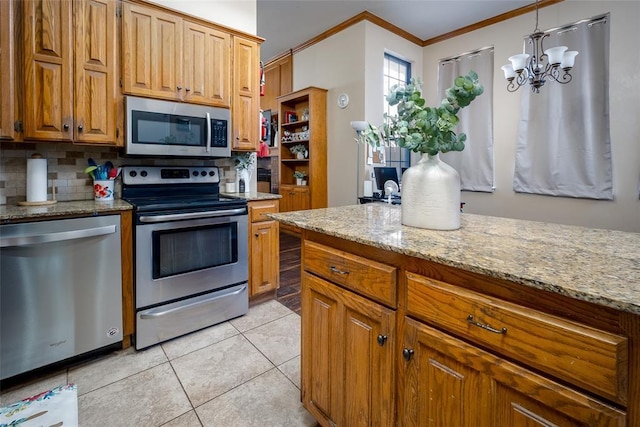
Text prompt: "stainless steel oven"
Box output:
[[122, 166, 248, 349], [125, 96, 230, 158]]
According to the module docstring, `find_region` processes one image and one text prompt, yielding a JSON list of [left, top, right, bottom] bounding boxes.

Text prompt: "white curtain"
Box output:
[[513, 14, 612, 200], [439, 47, 495, 192]]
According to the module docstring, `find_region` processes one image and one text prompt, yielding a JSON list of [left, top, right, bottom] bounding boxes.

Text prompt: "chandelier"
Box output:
[[501, 0, 578, 93]]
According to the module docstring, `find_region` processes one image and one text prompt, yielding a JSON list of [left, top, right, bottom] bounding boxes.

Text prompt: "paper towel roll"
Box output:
[[26, 156, 48, 202], [363, 180, 373, 197]]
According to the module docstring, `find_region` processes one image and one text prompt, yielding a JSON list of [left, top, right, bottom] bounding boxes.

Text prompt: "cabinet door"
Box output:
[[302, 272, 395, 427], [73, 0, 117, 144], [23, 0, 73, 141], [0, 0, 19, 140], [401, 317, 626, 427], [183, 21, 230, 107], [292, 186, 310, 211], [250, 220, 279, 296], [232, 36, 259, 150], [302, 273, 342, 426], [122, 3, 181, 100]]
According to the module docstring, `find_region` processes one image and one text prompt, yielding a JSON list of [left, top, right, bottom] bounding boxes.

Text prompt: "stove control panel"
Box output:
[[123, 166, 220, 185]]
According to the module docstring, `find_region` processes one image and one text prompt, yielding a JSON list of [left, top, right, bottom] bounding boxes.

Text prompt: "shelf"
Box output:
[[282, 158, 309, 163], [281, 139, 309, 144], [281, 120, 309, 128]]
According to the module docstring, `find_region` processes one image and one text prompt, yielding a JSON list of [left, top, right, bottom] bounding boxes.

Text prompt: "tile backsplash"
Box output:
[[0, 142, 238, 205]]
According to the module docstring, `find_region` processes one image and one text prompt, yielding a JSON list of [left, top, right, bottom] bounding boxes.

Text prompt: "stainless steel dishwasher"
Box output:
[[1, 215, 123, 380]]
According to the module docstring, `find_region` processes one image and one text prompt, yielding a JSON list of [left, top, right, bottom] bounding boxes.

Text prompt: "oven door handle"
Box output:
[[205, 112, 211, 153], [139, 284, 247, 319], [138, 208, 246, 223]]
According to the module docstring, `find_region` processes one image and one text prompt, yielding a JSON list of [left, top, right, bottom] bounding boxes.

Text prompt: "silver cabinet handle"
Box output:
[[466, 314, 507, 334], [0, 225, 117, 247], [139, 208, 246, 223], [329, 266, 349, 275]]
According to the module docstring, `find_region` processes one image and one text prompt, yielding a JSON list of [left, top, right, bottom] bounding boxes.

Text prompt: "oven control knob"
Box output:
[[140, 171, 148, 177], [129, 171, 137, 177], [200, 171, 207, 177], [209, 170, 215, 177], [192, 171, 198, 177]]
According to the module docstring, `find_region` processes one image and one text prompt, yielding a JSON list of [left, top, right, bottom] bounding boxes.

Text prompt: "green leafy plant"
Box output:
[[293, 170, 307, 179], [233, 152, 255, 170], [361, 71, 484, 156], [289, 144, 307, 155]]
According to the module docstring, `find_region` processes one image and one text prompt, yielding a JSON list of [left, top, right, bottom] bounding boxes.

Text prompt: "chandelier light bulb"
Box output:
[[544, 46, 568, 65], [501, 64, 516, 80], [561, 51, 579, 69], [509, 54, 530, 72]]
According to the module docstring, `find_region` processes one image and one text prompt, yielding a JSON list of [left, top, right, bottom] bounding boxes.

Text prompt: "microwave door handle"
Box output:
[[206, 112, 211, 153]]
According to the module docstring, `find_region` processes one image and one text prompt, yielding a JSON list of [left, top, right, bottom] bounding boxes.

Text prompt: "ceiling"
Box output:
[[257, 0, 532, 62]]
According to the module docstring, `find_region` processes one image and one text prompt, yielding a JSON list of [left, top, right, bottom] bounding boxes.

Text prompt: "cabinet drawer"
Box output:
[[249, 200, 279, 222], [406, 272, 628, 405], [303, 241, 397, 307]]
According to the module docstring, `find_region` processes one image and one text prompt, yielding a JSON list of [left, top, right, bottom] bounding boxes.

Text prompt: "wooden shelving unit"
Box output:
[[277, 87, 327, 212]]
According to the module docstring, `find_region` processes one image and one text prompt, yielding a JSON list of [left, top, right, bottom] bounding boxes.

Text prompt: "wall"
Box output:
[[422, 0, 640, 232], [293, 21, 423, 207], [147, 0, 256, 35]]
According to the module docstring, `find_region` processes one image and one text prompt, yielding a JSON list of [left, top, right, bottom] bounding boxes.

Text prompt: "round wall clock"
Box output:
[[337, 93, 349, 109]]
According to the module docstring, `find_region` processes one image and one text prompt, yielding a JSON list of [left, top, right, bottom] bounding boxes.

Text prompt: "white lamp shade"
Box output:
[[544, 46, 568, 65], [501, 64, 516, 80], [561, 51, 579, 69], [350, 121, 369, 132], [508, 54, 530, 71]]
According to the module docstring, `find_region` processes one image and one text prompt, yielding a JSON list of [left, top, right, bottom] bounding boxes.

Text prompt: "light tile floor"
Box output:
[[0, 300, 317, 426]]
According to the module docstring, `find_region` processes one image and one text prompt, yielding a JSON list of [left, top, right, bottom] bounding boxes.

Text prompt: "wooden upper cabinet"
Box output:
[[1, 0, 20, 140], [21, 0, 118, 144], [261, 54, 292, 113], [22, 0, 74, 141], [183, 21, 230, 107], [122, 3, 232, 108], [232, 36, 260, 150], [122, 3, 182, 100], [73, 0, 118, 144]]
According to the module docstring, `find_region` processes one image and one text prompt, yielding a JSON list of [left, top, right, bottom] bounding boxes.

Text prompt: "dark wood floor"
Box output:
[[276, 230, 302, 314]]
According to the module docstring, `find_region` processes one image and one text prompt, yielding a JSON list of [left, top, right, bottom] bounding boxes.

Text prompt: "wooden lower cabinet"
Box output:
[[302, 272, 396, 427], [300, 232, 634, 426], [279, 185, 310, 212], [248, 200, 279, 297], [400, 317, 625, 426]]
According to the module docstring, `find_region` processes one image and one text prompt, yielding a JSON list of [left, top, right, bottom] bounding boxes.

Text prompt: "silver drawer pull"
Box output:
[[467, 314, 507, 335], [329, 266, 349, 275]]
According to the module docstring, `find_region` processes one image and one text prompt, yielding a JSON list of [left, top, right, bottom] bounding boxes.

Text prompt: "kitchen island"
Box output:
[[271, 204, 640, 426]]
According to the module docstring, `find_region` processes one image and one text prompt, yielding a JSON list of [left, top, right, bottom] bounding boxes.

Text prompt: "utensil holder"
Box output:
[[94, 180, 115, 201]]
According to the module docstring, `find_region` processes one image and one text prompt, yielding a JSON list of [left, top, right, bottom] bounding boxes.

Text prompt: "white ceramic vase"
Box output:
[[401, 153, 461, 230]]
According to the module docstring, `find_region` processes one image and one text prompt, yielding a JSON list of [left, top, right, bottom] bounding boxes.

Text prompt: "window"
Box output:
[[513, 14, 612, 200], [438, 47, 495, 192], [378, 53, 411, 180]]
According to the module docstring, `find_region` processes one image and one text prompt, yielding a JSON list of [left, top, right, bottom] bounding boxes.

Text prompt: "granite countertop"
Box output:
[[271, 204, 640, 315], [0, 192, 280, 222], [221, 191, 282, 201], [1, 200, 133, 223]]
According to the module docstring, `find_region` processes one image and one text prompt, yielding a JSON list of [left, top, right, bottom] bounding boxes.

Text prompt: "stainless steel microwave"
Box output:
[[125, 96, 231, 158]]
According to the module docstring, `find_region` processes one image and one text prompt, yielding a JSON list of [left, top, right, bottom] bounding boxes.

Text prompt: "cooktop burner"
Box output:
[[121, 166, 246, 212]]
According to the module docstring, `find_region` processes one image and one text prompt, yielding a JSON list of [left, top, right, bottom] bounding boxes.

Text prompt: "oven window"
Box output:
[[132, 110, 206, 147], [152, 223, 238, 279]]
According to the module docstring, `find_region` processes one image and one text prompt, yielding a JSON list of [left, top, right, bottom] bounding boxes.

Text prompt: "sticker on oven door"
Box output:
[[107, 328, 120, 337]]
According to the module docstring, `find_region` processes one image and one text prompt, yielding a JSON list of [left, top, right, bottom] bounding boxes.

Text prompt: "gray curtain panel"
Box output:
[[439, 47, 495, 192], [513, 14, 612, 200]]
